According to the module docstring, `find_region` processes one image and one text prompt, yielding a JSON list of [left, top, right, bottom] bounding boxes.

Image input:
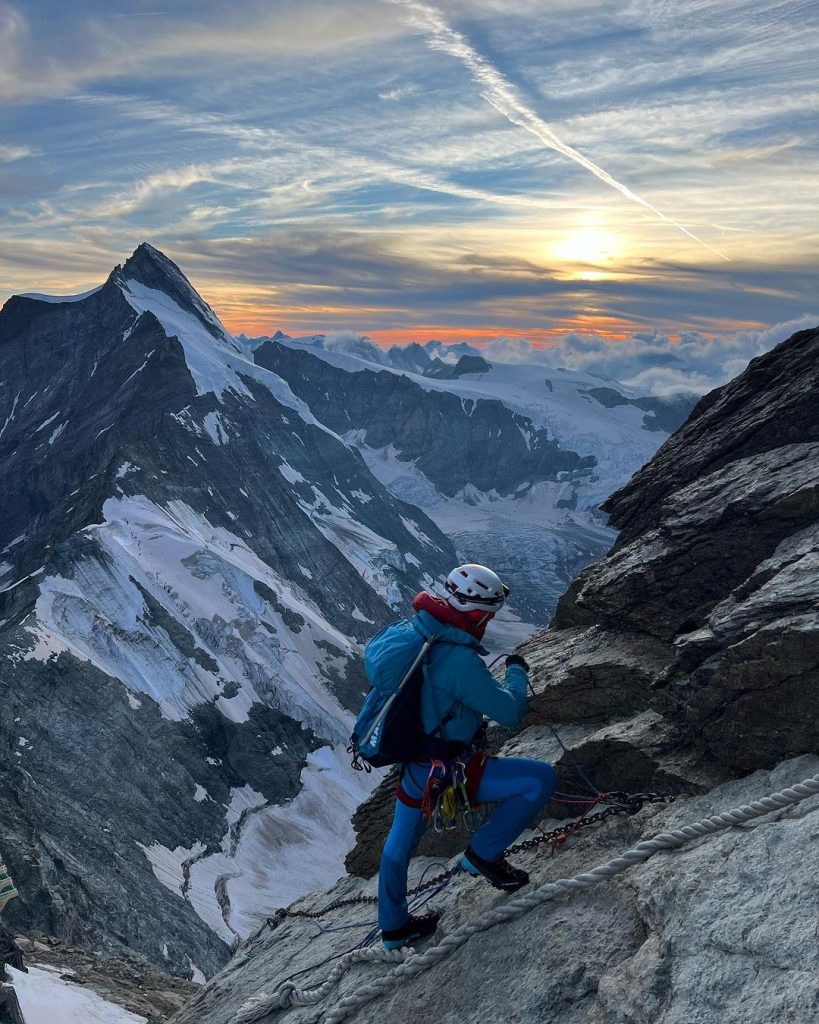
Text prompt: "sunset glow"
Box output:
[[0, 0, 816, 392]]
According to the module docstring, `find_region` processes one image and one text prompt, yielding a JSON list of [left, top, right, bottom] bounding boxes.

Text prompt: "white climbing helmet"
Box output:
[[443, 563, 510, 613]]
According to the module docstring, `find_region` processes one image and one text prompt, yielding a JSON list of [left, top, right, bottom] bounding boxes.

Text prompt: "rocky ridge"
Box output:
[[167, 324, 819, 1024], [525, 325, 819, 772]]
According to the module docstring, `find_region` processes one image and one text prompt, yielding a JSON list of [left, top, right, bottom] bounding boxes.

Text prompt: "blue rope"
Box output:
[[546, 722, 601, 795], [411, 862, 450, 895]]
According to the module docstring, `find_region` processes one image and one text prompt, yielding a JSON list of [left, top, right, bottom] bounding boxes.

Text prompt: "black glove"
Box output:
[[505, 654, 530, 672]]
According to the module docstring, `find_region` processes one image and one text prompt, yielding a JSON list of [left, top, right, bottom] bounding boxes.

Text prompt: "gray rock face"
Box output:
[[254, 342, 595, 498], [0, 926, 24, 1024], [423, 354, 492, 379], [526, 326, 819, 772], [384, 342, 431, 374], [0, 984, 24, 1024], [581, 387, 696, 434], [602, 326, 819, 540]]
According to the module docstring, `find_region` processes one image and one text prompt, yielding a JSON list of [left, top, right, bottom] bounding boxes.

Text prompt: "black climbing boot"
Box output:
[[381, 911, 440, 949], [460, 845, 529, 892]]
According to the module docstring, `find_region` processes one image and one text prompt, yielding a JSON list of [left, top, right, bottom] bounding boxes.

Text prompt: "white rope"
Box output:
[[232, 948, 411, 1024], [234, 771, 819, 1024]]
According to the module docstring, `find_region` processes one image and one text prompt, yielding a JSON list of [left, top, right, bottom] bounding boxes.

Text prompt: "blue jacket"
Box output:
[[413, 610, 528, 744]]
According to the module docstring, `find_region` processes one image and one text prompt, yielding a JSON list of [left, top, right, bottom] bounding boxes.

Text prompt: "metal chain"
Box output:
[[277, 791, 675, 921], [506, 791, 675, 854]]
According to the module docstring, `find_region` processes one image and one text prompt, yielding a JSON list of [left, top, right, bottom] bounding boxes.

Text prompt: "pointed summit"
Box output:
[[104, 243, 273, 401], [113, 243, 226, 341]]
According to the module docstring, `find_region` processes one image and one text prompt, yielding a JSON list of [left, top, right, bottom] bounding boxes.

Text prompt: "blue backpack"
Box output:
[[349, 619, 441, 770]]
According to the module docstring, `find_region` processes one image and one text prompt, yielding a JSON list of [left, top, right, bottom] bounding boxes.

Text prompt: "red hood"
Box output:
[[411, 591, 491, 641]]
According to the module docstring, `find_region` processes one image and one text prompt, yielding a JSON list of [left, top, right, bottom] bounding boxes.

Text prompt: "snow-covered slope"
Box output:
[[0, 245, 454, 980], [284, 338, 668, 495], [254, 337, 694, 642], [9, 965, 145, 1024]]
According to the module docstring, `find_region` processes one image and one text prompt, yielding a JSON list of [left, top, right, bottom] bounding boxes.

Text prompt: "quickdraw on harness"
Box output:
[[395, 750, 491, 834], [427, 759, 474, 834]]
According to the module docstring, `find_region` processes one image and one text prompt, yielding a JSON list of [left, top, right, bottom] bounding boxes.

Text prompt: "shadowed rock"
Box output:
[[525, 326, 819, 772]]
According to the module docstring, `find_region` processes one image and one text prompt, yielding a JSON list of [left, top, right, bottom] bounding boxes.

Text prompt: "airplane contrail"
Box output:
[[388, 0, 730, 262]]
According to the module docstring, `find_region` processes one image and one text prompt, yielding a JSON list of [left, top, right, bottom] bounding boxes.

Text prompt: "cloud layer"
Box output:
[[477, 313, 819, 395], [275, 313, 819, 398], [0, 0, 817, 352]]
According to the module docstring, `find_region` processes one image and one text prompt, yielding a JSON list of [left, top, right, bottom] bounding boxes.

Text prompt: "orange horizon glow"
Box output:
[[205, 279, 772, 346], [216, 311, 771, 348], [217, 315, 634, 345]]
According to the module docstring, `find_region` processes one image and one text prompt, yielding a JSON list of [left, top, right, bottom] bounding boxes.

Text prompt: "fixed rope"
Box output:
[[231, 948, 411, 1023], [232, 770, 819, 1024]]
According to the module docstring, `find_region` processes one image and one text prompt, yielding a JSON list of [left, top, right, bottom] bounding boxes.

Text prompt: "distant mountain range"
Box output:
[[246, 326, 696, 642], [0, 244, 694, 981]]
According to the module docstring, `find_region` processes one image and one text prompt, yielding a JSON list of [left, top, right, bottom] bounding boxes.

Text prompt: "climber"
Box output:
[[377, 564, 557, 950]]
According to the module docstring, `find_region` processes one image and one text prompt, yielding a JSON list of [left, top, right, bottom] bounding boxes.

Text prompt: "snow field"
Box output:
[[142, 744, 378, 944], [9, 965, 146, 1024], [23, 495, 356, 739]]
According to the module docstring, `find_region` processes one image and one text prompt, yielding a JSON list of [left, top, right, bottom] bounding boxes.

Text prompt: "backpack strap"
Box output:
[[421, 641, 462, 745]]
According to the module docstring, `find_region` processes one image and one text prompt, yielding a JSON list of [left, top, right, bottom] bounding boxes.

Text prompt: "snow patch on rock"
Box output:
[[203, 411, 229, 446], [9, 963, 146, 1024]]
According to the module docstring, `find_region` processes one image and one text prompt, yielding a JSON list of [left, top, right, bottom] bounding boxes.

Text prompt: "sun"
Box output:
[[551, 227, 621, 268]]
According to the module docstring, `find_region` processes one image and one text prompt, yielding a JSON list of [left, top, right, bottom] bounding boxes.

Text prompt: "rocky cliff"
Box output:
[[525, 325, 819, 772], [168, 324, 819, 1024]]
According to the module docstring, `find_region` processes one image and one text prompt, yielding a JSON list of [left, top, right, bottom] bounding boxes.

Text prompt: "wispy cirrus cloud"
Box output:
[[0, 143, 33, 163], [388, 0, 729, 260], [0, 1, 401, 102]]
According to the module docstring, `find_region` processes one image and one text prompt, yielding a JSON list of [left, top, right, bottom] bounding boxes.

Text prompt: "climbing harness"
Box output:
[[233, 770, 819, 1024]]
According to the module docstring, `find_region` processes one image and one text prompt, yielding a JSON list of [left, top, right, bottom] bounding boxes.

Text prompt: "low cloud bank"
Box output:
[[478, 314, 819, 396], [272, 314, 819, 398]]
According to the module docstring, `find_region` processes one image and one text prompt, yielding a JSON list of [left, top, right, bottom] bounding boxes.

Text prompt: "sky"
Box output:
[[1, 0, 818, 393]]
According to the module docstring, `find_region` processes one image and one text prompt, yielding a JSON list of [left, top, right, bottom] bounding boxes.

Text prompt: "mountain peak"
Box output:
[[105, 244, 263, 400], [111, 243, 225, 341], [130, 240, 166, 261], [119, 241, 178, 278], [123, 241, 182, 280]]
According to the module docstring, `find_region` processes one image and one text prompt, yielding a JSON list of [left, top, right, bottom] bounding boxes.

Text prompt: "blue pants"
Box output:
[[378, 756, 556, 931]]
